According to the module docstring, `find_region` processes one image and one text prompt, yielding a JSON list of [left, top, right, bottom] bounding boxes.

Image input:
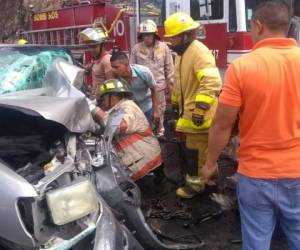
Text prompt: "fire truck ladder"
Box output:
[[21, 24, 92, 47]]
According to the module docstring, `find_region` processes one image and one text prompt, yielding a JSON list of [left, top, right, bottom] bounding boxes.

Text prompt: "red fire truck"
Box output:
[[22, 0, 134, 64], [22, 0, 295, 69]]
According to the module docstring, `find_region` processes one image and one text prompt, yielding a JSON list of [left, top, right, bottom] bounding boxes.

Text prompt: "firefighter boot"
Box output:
[[176, 133, 208, 199], [176, 174, 205, 198]]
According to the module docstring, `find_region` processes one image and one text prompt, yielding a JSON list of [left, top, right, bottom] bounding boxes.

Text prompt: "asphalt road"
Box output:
[[138, 175, 288, 250], [137, 112, 287, 250]]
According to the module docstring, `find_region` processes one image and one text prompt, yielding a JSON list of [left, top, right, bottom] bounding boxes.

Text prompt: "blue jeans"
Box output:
[[237, 174, 300, 250], [144, 108, 154, 128]]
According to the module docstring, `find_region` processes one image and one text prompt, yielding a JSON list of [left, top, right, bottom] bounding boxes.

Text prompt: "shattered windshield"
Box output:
[[0, 47, 71, 95]]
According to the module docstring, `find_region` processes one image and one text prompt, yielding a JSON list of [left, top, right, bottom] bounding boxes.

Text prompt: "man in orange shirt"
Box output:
[[202, 1, 300, 249]]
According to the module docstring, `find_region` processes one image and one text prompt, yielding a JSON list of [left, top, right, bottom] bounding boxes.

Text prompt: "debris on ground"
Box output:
[[210, 193, 236, 211]]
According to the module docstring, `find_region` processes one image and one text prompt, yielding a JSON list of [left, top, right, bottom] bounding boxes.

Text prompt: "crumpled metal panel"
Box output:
[[45, 58, 85, 98], [0, 161, 38, 247], [0, 96, 96, 133], [0, 59, 97, 133]]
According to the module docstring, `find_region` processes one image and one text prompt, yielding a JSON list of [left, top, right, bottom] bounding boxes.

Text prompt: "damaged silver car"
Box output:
[[0, 45, 204, 250], [0, 45, 143, 250]]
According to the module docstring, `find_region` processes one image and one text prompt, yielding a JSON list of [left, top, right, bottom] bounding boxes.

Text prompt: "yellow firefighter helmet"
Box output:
[[164, 12, 200, 37], [97, 79, 132, 99]]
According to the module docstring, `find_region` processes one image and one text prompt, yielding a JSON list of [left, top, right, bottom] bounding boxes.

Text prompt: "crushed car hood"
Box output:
[[0, 95, 96, 133]]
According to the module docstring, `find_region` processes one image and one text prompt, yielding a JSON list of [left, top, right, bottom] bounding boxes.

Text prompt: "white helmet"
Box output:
[[79, 27, 108, 44], [139, 19, 158, 34]]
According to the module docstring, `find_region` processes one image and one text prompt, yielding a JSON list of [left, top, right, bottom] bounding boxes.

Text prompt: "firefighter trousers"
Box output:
[[182, 133, 208, 189]]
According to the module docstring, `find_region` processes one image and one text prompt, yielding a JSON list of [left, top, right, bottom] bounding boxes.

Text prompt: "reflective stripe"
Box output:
[[171, 94, 178, 104], [99, 82, 115, 92], [99, 85, 105, 92], [196, 67, 220, 82], [177, 117, 212, 130], [186, 174, 205, 184], [195, 95, 215, 105], [115, 128, 153, 150], [130, 153, 162, 180], [105, 82, 115, 89]]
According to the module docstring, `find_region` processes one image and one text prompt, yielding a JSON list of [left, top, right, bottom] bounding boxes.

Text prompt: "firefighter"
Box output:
[[164, 12, 221, 198], [80, 26, 113, 96], [91, 79, 162, 180], [110, 49, 159, 128], [130, 19, 174, 136]]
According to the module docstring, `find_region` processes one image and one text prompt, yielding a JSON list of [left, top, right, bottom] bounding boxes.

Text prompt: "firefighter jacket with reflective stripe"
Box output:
[[172, 40, 221, 133], [103, 99, 161, 180]]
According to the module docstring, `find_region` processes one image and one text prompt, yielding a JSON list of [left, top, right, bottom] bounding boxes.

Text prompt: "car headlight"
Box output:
[[46, 179, 99, 225]]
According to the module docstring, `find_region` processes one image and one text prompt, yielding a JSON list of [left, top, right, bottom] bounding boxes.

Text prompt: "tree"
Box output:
[[0, 0, 29, 43]]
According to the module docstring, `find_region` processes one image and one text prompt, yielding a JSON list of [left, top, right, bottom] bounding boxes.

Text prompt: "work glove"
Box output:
[[192, 101, 209, 127], [192, 113, 204, 126]]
